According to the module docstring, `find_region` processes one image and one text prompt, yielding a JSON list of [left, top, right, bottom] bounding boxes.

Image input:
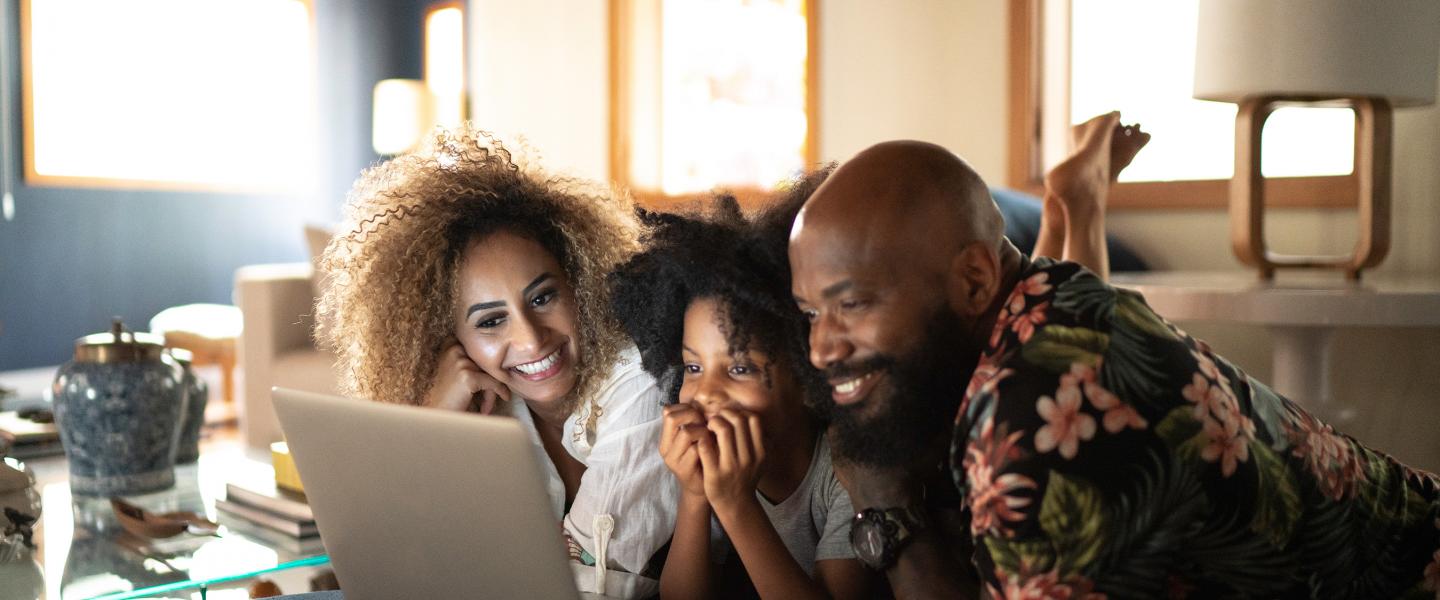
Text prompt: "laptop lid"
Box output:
[[271, 387, 579, 600]]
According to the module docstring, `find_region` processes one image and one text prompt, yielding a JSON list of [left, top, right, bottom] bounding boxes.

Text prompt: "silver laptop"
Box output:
[[271, 387, 579, 600]]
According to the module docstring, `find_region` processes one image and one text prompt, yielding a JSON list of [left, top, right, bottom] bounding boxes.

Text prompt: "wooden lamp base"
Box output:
[[1231, 96, 1392, 281]]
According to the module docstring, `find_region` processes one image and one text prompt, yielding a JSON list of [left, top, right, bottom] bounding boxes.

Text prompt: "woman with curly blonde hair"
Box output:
[[317, 127, 676, 597]]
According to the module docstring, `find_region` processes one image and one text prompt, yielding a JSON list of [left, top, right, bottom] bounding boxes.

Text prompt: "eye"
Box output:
[[839, 298, 867, 312], [682, 363, 701, 375], [728, 364, 756, 377], [800, 308, 818, 322], [474, 314, 505, 329], [530, 289, 557, 308]]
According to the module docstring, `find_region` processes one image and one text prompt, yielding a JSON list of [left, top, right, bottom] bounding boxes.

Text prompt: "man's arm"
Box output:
[[834, 461, 982, 599]]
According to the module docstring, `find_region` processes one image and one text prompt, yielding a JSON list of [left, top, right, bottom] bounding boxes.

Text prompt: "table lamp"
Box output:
[[1194, 0, 1440, 280]]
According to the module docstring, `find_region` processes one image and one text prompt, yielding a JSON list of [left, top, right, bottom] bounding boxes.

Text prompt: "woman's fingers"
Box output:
[[473, 390, 500, 415]]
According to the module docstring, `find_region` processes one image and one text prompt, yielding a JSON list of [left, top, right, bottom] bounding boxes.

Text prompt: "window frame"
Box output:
[[1006, 0, 1358, 210], [608, 0, 819, 210], [19, 0, 319, 193]]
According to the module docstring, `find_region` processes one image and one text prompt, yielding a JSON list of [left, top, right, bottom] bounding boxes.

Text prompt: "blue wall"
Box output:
[[0, 0, 430, 369]]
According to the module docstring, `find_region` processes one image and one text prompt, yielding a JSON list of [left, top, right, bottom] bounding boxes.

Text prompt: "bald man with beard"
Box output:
[[788, 140, 1440, 599]]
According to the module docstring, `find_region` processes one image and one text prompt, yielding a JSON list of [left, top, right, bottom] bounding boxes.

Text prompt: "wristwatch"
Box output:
[[849, 506, 927, 570]]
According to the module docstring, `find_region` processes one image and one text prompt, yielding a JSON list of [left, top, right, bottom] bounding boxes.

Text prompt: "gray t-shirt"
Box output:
[[712, 435, 856, 576]]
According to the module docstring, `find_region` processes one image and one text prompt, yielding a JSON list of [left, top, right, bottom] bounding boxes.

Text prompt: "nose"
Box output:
[[691, 371, 727, 413], [808, 312, 854, 370], [508, 312, 548, 355]]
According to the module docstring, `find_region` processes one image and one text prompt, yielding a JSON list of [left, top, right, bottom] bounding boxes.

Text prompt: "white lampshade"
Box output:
[[1194, 0, 1440, 106], [372, 79, 436, 155]]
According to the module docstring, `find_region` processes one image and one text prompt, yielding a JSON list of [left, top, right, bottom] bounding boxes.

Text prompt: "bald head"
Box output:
[[789, 140, 1019, 383], [791, 140, 1004, 257]]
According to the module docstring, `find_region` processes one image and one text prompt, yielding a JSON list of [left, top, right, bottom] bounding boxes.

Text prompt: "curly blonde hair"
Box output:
[[317, 127, 640, 417]]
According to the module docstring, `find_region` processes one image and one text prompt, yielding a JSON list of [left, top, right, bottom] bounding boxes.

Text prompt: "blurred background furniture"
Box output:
[[149, 303, 242, 406], [235, 263, 337, 450], [1114, 271, 1440, 413]]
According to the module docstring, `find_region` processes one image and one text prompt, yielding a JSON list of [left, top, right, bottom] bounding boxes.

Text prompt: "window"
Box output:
[[22, 0, 315, 192], [1009, 0, 1358, 209], [425, 3, 465, 132], [611, 0, 817, 206]]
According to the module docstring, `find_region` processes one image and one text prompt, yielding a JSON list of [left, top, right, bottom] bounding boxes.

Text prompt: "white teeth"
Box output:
[[515, 351, 559, 375], [834, 373, 871, 394]]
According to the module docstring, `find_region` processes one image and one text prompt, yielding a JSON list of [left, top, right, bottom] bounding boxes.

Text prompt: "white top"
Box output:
[[510, 346, 677, 597]]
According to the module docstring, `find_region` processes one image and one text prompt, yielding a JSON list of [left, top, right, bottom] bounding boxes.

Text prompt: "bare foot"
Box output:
[[1045, 112, 1150, 217], [1109, 122, 1151, 181], [1046, 112, 1118, 218]]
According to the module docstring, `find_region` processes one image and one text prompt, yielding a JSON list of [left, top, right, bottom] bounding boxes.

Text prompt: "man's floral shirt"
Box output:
[[953, 257, 1440, 599]]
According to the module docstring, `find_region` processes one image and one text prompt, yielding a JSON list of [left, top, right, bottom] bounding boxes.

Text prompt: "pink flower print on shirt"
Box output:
[[1058, 362, 1146, 434], [1201, 412, 1252, 477], [988, 567, 1101, 600], [1035, 375, 1096, 460], [965, 362, 1015, 403], [964, 418, 1036, 537], [1191, 349, 1220, 381], [1010, 271, 1053, 314], [1011, 302, 1050, 344], [1286, 410, 1367, 501], [991, 306, 1014, 349], [1086, 381, 1148, 433], [1423, 549, 1440, 597]]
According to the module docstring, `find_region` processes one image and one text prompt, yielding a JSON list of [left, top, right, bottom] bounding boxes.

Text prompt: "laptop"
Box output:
[[271, 387, 580, 600]]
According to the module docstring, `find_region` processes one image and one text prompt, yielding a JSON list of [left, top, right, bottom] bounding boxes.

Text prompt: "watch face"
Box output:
[[851, 509, 896, 569], [855, 521, 887, 563]]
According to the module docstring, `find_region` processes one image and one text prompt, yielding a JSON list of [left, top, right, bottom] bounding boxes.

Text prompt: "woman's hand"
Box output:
[[425, 339, 510, 414], [696, 408, 765, 517], [660, 404, 710, 498]]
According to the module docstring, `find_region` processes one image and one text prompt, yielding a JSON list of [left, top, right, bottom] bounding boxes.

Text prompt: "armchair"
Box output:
[[234, 263, 339, 449]]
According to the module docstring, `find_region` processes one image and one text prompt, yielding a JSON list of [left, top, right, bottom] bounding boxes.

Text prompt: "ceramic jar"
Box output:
[[168, 348, 208, 464], [52, 320, 187, 496]]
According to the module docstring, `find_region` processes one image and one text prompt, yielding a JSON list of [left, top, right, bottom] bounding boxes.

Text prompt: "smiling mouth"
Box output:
[[512, 348, 565, 381], [829, 372, 880, 406]]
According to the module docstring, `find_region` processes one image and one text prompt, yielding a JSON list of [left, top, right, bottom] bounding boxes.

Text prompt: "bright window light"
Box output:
[[425, 5, 465, 130], [1067, 0, 1354, 182], [25, 0, 315, 191], [658, 0, 809, 196]]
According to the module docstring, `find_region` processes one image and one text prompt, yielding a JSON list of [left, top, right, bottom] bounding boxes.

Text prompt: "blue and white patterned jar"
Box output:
[[167, 348, 208, 464], [52, 320, 187, 496]]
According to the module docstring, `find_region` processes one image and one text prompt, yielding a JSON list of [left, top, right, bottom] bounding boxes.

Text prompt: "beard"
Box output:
[[823, 308, 975, 469]]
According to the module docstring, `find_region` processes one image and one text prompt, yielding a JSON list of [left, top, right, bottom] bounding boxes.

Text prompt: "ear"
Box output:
[[943, 241, 1000, 318]]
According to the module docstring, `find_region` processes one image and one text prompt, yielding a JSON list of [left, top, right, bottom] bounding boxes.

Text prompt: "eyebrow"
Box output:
[[522, 272, 553, 297], [821, 280, 853, 299], [794, 280, 853, 306], [466, 272, 554, 319], [681, 344, 697, 355]]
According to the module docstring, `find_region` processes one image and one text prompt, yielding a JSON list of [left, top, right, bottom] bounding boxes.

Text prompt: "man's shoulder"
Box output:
[[1021, 258, 1174, 339]]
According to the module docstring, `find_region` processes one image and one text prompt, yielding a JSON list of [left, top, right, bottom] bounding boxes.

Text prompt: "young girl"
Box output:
[[610, 188, 876, 600]]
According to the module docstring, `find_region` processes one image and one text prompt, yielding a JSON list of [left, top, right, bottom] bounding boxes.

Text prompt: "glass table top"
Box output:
[[9, 432, 329, 599]]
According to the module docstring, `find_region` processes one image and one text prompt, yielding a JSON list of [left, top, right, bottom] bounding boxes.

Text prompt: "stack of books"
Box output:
[[0, 410, 63, 459], [215, 480, 319, 539]]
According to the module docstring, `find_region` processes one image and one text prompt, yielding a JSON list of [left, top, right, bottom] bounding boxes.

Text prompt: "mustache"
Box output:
[[822, 355, 896, 382]]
